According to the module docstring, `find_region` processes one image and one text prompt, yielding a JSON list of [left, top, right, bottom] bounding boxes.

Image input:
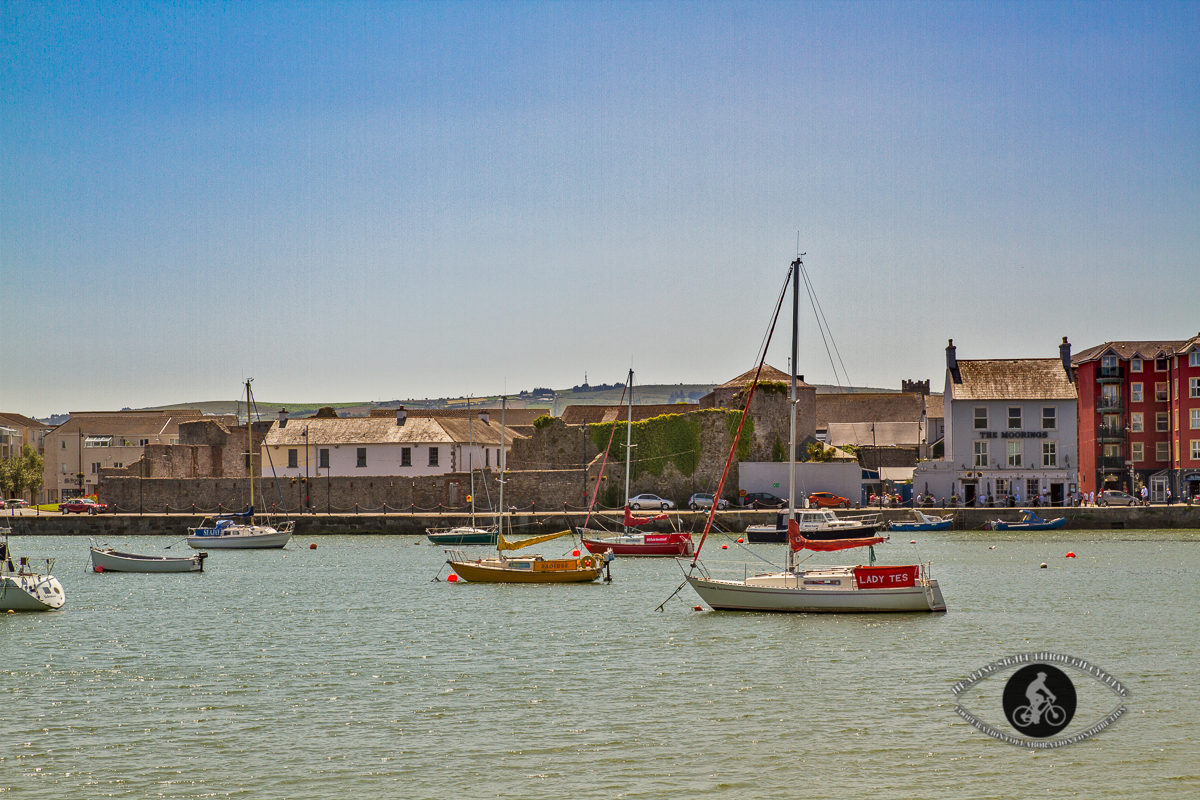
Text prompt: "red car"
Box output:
[[807, 491, 850, 509], [59, 498, 108, 515]]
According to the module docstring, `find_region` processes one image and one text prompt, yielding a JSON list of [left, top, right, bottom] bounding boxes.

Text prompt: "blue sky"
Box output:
[[2, 1, 1197, 417]]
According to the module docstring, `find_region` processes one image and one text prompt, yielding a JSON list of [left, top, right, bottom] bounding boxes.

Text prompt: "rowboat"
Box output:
[[90, 546, 207, 573]]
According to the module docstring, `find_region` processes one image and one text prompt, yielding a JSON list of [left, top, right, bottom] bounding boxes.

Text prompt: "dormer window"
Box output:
[[1131, 357, 1143, 372]]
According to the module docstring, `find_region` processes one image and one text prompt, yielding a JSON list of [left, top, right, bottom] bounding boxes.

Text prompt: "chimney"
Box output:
[[1060, 336, 1073, 381], [278, 408, 288, 429], [946, 339, 961, 384], [479, 410, 490, 425], [396, 406, 407, 426]]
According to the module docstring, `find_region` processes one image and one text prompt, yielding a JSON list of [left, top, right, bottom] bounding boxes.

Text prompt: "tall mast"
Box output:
[[787, 256, 801, 570], [624, 368, 633, 520], [246, 378, 254, 519], [467, 395, 475, 529], [499, 396, 506, 540]]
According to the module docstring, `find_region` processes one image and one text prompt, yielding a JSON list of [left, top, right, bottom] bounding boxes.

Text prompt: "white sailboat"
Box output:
[[1, 528, 66, 611], [187, 380, 294, 549], [426, 397, 498, 546], [683, 256, 947, 613]]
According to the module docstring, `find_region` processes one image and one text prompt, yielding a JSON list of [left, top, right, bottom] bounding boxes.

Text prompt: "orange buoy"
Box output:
[[447, 573, 459, 582], [737, 538, 744, 543], [1066, 552, 1076, 558], [721, 544, 728, 549], [572, 549, 581, 557], [693, 606, 703, 611], [309, 543, 317, 550]]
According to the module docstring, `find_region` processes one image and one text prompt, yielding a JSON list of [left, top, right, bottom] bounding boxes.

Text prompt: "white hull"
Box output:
[[1, 574, 66, 611], [687, 566, 946, 613], [187, 523, 292, 549], [91, 547, 206, 572]]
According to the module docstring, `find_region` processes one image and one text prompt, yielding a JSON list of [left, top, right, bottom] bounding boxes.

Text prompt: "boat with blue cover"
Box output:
[[984, 510, 1065, 531], [888, 511, 954, 532]]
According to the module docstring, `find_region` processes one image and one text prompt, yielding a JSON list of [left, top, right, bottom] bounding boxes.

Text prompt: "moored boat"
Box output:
[[888, 510, 954, 532], [1, 529, 66, 612], [746, 507, 883, 543], [91, 546, 207, 573], [984, 510, 1065, 531]]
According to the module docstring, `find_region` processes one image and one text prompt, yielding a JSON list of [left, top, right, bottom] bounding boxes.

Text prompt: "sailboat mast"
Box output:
[[246, 379, 254, 519], [499, 396, 506, 539], [467, 395, 475, 529], [624, 369, 633, 521], [788, 256, 801, 570]]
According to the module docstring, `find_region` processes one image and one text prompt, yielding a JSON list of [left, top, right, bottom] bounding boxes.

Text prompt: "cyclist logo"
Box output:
[[1003, 663, 1076, 737]]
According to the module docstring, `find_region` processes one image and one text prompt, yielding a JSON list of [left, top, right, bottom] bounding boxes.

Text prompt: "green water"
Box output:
[[2, 530, 1198, 799]]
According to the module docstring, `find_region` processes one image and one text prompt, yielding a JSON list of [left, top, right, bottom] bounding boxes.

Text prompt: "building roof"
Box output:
[[364, 407, 549, 425], [52, 410, 209, 437], [816, 392, 940, 428], [560, 404, 699, 425], [0, 412, 53, 430], [1072, 340, 1190, 364], [715, 364, 809, 389], [264, 415, 521, 447], [952, 359, 1077, 401]]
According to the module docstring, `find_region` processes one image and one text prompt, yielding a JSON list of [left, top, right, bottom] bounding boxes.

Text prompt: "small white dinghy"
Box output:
[[1, 529, 66, 611], [90, 543, 207, 573]]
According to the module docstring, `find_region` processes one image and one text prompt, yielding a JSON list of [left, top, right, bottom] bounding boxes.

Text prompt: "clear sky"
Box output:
[[2, 1, 1197, 418]]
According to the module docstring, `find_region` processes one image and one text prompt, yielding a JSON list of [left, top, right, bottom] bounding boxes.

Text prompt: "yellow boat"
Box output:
[[446, 529, 607, 583]]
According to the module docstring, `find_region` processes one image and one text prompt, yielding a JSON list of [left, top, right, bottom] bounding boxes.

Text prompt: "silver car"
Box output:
[[688, 493, 729, 510], [628, 493, 675, 510], [1099, 490, 1137, 506]]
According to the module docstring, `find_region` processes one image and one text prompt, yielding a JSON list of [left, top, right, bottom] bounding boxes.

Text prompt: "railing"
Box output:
[[1098, 456, 1126, 470], [1096, 424, 1124, 441], [1097, 366, 1125, 381], [1096, 397, 1124, 413]]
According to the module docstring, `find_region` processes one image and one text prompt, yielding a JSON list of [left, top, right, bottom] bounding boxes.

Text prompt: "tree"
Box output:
[[805, 442, 834, 463], [1, 444, 44, 501]]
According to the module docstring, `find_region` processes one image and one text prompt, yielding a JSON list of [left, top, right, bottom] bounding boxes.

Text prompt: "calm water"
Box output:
[[3, 529, 1198, 799]]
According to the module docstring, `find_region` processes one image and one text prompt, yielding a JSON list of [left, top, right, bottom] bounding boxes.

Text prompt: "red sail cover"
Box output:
[[852, 565, 919, 589], [625, 507, 668, 527], [788, 519, 887, 552]]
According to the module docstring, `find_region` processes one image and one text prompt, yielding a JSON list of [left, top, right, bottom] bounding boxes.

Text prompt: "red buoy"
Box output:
[[94, 565, 103, 573], [737, 538, 744, 543], [1066, 552, 1076, 558], [693, 606, 703, 611], [309, 543, 317, 550], [572, 549, 581, 557], [721, 544, 728, 549], [447, 573, 459, 582]]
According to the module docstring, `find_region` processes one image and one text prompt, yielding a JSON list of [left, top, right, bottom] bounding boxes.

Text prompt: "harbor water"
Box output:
[[3, 529, 1198, 799]]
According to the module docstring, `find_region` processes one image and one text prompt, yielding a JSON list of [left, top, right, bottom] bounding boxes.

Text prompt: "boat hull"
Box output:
[[1, 574, 66, 611], [985, 518, 1065, 531], [426, 527, 498, 546], [687, 573, 946, 613], [580, 529, 693, 557], [746, 521, 880, 544], [187, 523, 293, 549], [448, 556, 603, 583], [91, 548, 206, 573], [888, 520, 953, 532]]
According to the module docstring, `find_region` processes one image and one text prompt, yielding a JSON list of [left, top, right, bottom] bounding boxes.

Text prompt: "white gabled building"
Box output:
[[915, 338, 1079, 506], [261, 407, 520, 479]]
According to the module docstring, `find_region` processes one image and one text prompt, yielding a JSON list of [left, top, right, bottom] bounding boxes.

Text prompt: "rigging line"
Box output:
[[692, 265, 793, 562], [799, 262, 850, 388], [581, 377, 630, 529], [249, 384, 289, 519]]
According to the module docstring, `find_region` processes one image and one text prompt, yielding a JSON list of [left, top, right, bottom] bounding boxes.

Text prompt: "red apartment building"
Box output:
[[1073, 335, 1200, 502]]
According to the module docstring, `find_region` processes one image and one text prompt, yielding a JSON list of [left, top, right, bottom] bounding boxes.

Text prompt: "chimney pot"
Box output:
[[278, 409, 288, 429], [479, 410, 490, 424], [396, 406, 407, 426]]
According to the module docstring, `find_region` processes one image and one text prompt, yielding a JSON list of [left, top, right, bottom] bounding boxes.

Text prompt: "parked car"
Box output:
[[60, 498, 109, 515], [5, 499, 28, 509], [1098, 490, 1137, 507], [688, 493, 730, 511], [741, 492, 786, 508], [628, 493, 675, 510], [807, 491, 851, 509]]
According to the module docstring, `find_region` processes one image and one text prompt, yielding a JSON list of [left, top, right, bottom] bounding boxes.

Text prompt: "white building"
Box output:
[[261, 407, 520, 479], [915, 339, 1078, 506]]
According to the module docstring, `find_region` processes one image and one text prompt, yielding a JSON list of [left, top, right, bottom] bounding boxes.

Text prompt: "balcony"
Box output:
[[1096, 424, 1124, 442], [1096, 365, 1125, 382], [1096, 397, 1124, 413], [1098, 456, 1127, 471]]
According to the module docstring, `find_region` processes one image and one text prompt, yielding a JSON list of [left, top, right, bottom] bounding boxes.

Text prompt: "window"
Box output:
[[995, 479, 1009, 496], [1156, 358, 1169, 372], [245, 454, 251, 470], [1156, 382, 1169, 402], [401, 447, 411, 467], [1156, 442, 1170, 461], [1191, 378, 1200, 398], [61, 439, 66, 449], [1131, 383, 1143, 403], [1191, 351, 1200, 367], [1132, 442, 1144, 462], [1131, 412, 1143, 432], [1042, 407, 1056, 430], [85, 436, 112, 448], [1007, 440, 1022, 468], [139, 439, 149, 447], [288, 449, 298, 468], [1157, 412, 1169, 432], [1192, 409, 1200, 430], [1042, 441, 1057, 467], [1131, 357, 1143, 372], [485, 448, 490, 468], [1102, 355, 1117, 369], [319, 449, 329, 469], [61, 463, 69, 474], [113, 462, 123, 469], [973, 407, 988, 430], [1008, 407, 1022, 430], [1192, 440, 1200, 460], [1027, 479, 1039, 500], [357, 448, 367, 468], [429, 447, 439, 467], [91, 462, 101, 474]]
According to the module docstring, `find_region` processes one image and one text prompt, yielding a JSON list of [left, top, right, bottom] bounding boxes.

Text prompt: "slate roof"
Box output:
[[52, 410, 209, 436], [1072, 340, 1189, 364], [560, 404, 699, 425], [816, 392, 938, 427], [264, 416, 520, 447], [715, 364, 809, 389], [364, 407, 548, 425], [0, 412, 52, 430], [826, 421, 923, 448], [952, 359, 1077, 401]]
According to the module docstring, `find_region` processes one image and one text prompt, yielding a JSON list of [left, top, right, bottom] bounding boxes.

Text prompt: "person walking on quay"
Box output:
[[1166, 487, 1172, 506], [1089, 490, 1095, 506]]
